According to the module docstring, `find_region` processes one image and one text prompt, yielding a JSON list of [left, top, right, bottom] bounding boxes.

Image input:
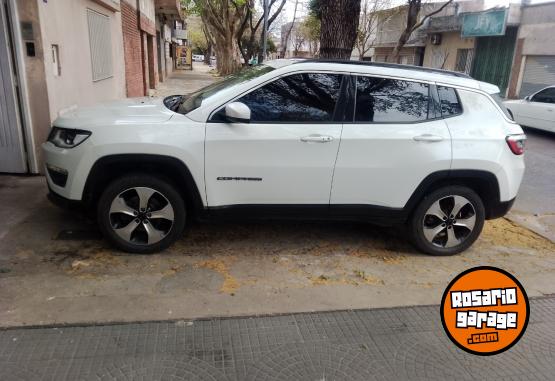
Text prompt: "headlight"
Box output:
[[47, 127, 91, 148]]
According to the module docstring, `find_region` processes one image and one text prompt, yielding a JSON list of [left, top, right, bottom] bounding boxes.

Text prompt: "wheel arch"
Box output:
[[404, 170, 504, 220], [82, 154, 205, 216]]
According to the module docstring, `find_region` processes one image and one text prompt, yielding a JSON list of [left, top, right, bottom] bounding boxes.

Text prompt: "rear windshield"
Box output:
[[490, 93, 514, 120]]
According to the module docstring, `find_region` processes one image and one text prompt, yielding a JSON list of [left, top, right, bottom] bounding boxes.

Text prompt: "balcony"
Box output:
[[155, 0, 184, 21]]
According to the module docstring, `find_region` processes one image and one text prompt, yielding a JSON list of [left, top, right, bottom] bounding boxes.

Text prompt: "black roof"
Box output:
[[296, 59, 472, 79]]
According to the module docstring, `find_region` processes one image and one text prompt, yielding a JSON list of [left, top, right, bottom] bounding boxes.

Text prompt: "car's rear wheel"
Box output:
[[409, 186, 485, 256], [97, 174, 186, 254]]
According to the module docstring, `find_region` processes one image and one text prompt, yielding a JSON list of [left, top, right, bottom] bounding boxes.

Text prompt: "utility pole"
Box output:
[[261, 0, 268, 63]]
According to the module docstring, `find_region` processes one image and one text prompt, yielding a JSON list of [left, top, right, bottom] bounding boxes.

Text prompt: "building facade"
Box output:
[[370, 2, 455, 65], [369, 0, 555, 98], [507, 1, 555, 98], [0, 0, 183, 174], [121, 0, 183, 97], [423, 2, 522, 96]]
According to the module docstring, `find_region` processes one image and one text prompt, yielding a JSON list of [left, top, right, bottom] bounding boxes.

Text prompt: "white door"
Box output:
[[0, 0, 27, 173], [331, 77, 452, 209], [205, 73, 347, 207]]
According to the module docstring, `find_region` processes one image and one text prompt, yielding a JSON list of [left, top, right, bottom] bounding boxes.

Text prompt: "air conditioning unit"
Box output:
[[431, 34, 442, 45]]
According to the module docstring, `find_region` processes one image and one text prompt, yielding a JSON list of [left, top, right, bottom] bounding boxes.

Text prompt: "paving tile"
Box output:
[[0, 297, 554, 380]]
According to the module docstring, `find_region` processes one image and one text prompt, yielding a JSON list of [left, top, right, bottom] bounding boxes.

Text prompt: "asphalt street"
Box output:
[[513, 128, 555, 214], [509, 128, 555, 241]]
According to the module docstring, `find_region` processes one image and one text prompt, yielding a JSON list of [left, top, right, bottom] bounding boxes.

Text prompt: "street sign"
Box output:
[[462, 9, 507, 37]]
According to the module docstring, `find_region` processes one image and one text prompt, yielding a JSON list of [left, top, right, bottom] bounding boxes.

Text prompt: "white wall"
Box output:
[[519, 2, 555, 56], [37, 0, 126, 121]]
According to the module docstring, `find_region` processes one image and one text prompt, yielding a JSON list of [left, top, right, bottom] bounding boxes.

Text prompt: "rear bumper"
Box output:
[[486, 197, 515, 219]]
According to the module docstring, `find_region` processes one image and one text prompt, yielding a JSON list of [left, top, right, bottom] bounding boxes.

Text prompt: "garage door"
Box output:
[[519, 55, 555, 98], [0, 0, 27, 173]]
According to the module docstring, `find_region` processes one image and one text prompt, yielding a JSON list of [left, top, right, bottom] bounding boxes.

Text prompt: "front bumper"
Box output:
[[47, 186, 84, 211], [42, 140, 94, 200]]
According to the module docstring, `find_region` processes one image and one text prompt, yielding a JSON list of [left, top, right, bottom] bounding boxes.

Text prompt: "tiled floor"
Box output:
[[1, 297, 553, 380]]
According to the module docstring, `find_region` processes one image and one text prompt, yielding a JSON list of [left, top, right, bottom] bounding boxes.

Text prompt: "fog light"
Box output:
[[46, 164, 68, 187]]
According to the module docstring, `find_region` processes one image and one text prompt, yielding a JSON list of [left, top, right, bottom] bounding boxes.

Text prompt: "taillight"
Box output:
[[506, 134, 526, 155]]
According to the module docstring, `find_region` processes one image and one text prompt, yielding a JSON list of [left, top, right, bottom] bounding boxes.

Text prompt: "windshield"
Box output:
[[172, 65, 275, 115], [490, 93, 514, 121]]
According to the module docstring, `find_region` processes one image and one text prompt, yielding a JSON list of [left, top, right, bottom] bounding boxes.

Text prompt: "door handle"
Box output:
[[301, 135, 334, 143], [413, 134, 444, 142]]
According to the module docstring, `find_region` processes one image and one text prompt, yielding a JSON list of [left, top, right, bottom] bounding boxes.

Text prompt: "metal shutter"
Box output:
[[519, 55, 555, 98], [87, 9, 113, 81]]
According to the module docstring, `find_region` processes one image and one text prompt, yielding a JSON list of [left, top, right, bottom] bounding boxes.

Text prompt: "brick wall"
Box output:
[[121, 1, 145, 97], [147, 35, 159, 89]]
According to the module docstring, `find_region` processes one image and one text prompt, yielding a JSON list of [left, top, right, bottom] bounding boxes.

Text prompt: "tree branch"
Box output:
[[410, 0, 453, 33]]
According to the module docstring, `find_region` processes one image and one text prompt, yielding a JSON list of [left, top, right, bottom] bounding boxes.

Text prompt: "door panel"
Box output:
[[330, 76, 451, 209], [205, 72, 346, 207], [331, 119, 451, 208], [205, 123, 342, 206], [0, 0, 26, 173]]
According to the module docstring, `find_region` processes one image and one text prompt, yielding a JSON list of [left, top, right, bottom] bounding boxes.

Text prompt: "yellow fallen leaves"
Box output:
[[195, 257, 240, 294], [481, 218, 555, 253]]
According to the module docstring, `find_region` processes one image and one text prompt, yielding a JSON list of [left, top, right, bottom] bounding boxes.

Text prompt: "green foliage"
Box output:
[[308, 0, 322, 20], [267, 38, 276, 53], [189, 29, 208, 53], [301, 14, 321, 41]]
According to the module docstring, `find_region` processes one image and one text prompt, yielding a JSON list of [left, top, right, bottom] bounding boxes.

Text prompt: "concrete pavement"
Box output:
[[1, 175, 554, 328], [1, 296, 554, 380], [152, 62, 216, 98]]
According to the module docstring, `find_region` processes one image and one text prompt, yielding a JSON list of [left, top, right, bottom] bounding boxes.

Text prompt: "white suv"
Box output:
[[42, 59, 526, 256]]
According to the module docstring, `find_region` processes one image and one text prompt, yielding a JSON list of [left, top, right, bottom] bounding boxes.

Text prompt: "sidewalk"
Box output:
[[152, 62, 216, 98], [1, 296, 553, 380]]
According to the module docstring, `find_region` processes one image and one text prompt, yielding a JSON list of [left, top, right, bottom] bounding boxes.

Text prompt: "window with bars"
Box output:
[[454, 49, 474, 74], [87, 9, 113, 82]]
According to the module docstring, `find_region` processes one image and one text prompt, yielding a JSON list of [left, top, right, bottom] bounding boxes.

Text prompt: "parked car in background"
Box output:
[[43, 59, 525, 256], [504, 86, 555, 133], [192, 54, 205, 62]]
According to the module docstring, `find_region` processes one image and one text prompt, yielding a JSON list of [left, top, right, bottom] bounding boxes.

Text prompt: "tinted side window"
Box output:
[[437, 86, 463, 116], [355, 77, 431, 123], [532, 88, 555, 104], [237, 73, 344, 122]]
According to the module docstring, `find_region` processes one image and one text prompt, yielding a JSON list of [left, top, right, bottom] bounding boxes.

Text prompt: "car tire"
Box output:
[[408, 186, 485, 256], [97, 174, 186, 254]]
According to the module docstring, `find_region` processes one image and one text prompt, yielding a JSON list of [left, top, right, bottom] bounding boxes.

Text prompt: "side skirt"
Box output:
[[201, 204, 407, 226]]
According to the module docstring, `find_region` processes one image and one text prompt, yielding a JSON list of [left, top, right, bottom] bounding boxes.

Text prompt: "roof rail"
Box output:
[[295, 59, 472, 79]]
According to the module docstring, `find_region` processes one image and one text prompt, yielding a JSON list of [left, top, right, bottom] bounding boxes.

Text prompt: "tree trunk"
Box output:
[[213, 36, 242, 75], [319, 0, 361, 59], [390, 29, 411, 62], [204, 42, 212, 65]]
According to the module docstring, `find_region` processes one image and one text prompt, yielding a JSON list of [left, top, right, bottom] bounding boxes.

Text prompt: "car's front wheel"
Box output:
[[97, 174, 186, 254], [408, 186, 485, 256]]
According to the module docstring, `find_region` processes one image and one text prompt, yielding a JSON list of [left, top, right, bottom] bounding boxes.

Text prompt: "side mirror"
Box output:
[[225, 102, 251, 123], [524, 95, 531, 101]]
